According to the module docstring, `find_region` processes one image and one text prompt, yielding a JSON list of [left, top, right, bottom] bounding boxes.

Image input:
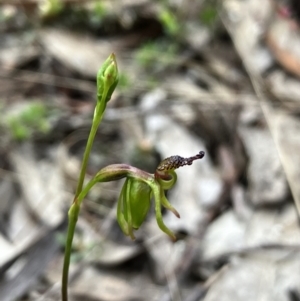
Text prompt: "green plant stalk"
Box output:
[[74, 91, 107, 197], [61, 202, 79, 301], [73, 51, 118, 197], [62, 53, 118, 301], [62, 176, 99, 301], [61, 87, 109, 301], [62, 112, 103, 301]]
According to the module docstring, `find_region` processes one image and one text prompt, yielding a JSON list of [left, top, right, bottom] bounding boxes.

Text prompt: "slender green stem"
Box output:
[[62, 92, 108, 301], [61, 202, 79, 301], [75, 106, 104, 197], [61, 177, 98, 301], [62, 53, 118, 301], [75, 83, 109, 197]]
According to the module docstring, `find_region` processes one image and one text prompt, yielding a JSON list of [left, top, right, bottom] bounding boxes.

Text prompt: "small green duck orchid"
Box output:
[[107, 151, 205, 240], [62, 53, 205, 301]]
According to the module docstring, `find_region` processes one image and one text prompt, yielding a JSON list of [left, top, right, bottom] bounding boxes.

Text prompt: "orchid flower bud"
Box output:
[[97, 53, 119, 104]]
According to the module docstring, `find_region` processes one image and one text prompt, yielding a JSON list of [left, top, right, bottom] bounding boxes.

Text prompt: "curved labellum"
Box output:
[[155, 151, 205, 179]]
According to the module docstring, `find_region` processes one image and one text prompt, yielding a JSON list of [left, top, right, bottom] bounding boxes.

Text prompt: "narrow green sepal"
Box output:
[[94, 164, 131, 183]]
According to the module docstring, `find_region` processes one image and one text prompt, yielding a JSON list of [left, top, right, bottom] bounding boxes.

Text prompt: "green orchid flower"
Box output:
[[97, 151, 205, 240]]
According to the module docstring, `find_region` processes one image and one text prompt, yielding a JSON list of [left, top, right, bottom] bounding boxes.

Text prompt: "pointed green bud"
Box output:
[[97, 53, 119, 104]]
